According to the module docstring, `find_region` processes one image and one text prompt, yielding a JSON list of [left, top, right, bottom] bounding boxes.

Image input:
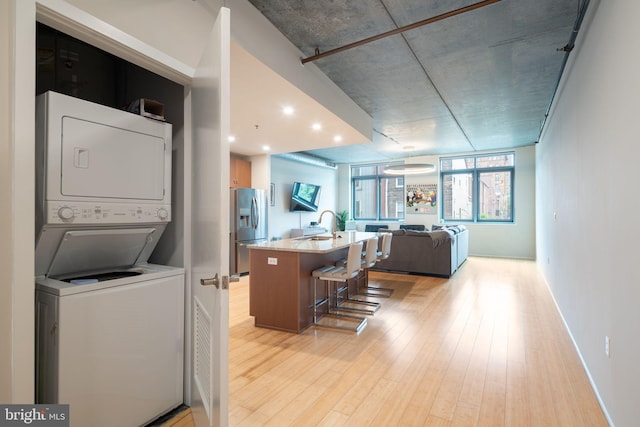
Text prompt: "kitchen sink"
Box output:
[[303, 235, 333, 241]]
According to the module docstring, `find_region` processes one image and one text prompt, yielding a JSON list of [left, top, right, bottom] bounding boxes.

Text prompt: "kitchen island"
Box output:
[[248, 232, 378, 333]]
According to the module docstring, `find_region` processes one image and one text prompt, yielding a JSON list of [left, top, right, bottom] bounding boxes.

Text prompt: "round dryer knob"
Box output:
[[157, 208, 169, 220], [57, 206, 75, 220]]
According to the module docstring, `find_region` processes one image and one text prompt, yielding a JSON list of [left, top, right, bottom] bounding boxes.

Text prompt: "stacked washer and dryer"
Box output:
[[35, 91, 185, 427]]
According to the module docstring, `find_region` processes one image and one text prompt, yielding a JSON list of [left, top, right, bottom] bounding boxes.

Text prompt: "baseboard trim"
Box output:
[[536, 263, 615, 427]]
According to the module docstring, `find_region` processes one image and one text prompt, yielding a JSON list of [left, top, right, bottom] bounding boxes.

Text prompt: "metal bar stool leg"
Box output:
[[358, 267, 394, 297]]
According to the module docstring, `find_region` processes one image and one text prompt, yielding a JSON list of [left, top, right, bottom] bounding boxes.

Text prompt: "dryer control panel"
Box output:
[[46, 201, 171, 224]]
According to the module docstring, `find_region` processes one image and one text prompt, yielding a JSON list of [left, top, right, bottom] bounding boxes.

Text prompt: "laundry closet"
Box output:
[[34, 23, 189, 427]]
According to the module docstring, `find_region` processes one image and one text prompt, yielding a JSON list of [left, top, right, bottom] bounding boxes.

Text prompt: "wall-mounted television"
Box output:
[[290, 181, 321, 212]]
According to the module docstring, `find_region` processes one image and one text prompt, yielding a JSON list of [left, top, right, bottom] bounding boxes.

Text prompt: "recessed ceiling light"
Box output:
[[282, 106, 294, 116], [311, 123, 322, 131], [333, 135, 343, 143], [262, 145, 271, 151], [227, 135, 236, 142]]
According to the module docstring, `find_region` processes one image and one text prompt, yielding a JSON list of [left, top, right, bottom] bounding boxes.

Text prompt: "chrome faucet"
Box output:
[[318, 209, 338, 238]]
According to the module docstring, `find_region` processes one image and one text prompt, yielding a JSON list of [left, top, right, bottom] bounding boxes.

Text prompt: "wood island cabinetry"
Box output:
[[248, 232, 377, 333]]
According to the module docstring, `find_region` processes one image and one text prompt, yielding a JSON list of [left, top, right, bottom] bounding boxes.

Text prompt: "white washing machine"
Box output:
[[35, 226, 185, 427]]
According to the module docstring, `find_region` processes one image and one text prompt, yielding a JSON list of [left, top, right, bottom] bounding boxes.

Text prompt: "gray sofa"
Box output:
[[432, 224, 468, 270], [372, 225, 468, 277]]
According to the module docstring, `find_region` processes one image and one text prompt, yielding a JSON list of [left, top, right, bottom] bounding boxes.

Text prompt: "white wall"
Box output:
[[1, 0, 36, 403], [336, 164, 351, 212], [338, 145, 536, 259], [536, 1, 638, 425], [460, 145, 536, 259], [269, 156, 338, 239]]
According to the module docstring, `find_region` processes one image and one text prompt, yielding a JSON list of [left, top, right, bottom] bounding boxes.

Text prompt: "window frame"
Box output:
[[351, 163, 405, 221], [440, 152, 515, 223]]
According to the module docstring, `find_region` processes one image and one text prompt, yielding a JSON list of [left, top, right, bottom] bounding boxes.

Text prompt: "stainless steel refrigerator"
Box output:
[[230, 188, 268, 275]]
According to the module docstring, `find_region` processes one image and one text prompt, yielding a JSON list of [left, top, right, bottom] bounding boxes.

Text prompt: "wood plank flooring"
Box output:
[[228, 257, 608, 426]]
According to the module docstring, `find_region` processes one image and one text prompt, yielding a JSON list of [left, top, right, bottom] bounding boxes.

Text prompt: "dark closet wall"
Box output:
[[36, 22, 184, 126]]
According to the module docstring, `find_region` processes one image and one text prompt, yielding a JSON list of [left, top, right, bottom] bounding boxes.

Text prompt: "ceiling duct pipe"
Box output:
[[301, 0, 502, 64], [276, 152, 337, 169]]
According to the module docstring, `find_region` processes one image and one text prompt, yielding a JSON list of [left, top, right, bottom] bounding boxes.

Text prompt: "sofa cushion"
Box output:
[[403, 230, 428, 237], [432, 224, 467, 234], [400, 224, 425, 231], [430, 230, 453, 248], [388, 229, 451, 248], [402, 229, 451, 247], [365, 224, 389, 232]]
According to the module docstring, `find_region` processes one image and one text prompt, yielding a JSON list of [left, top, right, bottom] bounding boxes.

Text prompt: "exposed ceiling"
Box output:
[[245, 0, 587, 163]]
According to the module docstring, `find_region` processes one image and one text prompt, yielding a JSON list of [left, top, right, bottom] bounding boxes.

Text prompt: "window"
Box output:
[[440, 152, 514, 223], [351, 163, 405, 221]]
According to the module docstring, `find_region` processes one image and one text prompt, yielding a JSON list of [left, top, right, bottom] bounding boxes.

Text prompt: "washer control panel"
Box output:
[[46, 202, 171, 224]]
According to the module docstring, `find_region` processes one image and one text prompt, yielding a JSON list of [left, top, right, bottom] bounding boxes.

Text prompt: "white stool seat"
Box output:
[[376, 232, 393, 261]]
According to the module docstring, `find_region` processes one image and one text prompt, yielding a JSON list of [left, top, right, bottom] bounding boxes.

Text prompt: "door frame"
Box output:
[[8, 0, 231, 419], [2, 0, 36, 403]]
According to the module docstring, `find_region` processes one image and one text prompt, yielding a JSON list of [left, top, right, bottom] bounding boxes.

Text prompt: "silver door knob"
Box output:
[[200, 274, 238, 289], [200, 274, 220, 288]]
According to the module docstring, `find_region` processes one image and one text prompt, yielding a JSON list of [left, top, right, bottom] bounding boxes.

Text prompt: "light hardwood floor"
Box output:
[[228, 257, 608, 426]]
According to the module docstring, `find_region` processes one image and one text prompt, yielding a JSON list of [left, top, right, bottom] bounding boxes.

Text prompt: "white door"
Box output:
[[188, 7, 230, 427]]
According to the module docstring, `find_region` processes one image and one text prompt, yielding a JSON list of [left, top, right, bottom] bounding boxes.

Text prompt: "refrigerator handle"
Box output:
[[251, 196, 258, 229]]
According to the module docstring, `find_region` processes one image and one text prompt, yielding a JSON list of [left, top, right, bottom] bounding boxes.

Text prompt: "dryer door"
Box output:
[[60, 116, 165, 200]]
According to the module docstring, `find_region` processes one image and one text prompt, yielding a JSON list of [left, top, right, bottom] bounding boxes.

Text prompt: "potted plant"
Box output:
[[336, 210, 349, 231]]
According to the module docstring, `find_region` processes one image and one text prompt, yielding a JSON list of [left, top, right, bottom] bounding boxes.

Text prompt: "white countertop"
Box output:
[[248, 231, 380, 254]]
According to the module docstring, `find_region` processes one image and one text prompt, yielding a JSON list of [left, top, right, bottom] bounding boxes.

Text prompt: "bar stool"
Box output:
[[355, 236, 381, 295], [311, 241, 367, 332], [356, 234, 391, 297], [362, 233, 393, 298], [341, 236, 381, 315]]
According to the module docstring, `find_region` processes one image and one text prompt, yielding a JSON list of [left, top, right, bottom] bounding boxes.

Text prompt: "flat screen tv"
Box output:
[[290, 181, 321, 212]]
